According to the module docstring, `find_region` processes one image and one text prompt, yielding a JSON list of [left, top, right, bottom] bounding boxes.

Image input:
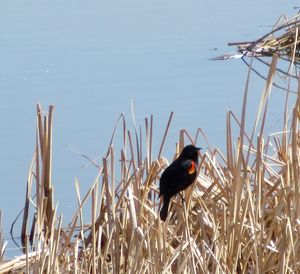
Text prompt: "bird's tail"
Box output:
[[160, 196, 170, 221]]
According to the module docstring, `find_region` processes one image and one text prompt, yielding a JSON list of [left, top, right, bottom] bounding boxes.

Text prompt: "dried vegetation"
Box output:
[[1, 14, 300, 274]]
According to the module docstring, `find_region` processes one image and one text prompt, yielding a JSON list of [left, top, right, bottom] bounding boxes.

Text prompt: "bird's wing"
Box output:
[[159, 164, 179, 196]]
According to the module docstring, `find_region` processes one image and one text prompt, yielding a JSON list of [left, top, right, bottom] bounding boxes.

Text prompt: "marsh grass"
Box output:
[[227, 14, 300, 93], [1, 39, 300, 274]]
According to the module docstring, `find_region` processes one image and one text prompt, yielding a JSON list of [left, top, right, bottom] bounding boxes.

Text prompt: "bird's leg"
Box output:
[[179, 192, 186, 203]]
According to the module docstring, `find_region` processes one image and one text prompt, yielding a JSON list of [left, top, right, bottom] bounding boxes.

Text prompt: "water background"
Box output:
[[0, 0, 297, 256]]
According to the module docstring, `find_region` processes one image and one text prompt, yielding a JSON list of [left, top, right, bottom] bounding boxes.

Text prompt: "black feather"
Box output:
[[159, 145, 201, 221]]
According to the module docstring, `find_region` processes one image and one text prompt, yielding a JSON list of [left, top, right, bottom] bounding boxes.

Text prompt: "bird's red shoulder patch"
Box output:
[[188, 160, 196, 174]]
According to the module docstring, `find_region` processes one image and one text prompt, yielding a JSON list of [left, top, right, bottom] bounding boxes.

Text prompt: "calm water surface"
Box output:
[[0, 0, 296, 255]]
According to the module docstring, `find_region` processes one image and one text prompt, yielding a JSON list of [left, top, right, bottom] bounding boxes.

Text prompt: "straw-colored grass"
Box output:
[[229, 13, 300, 62], [2, 22, 300, 274], [0, 211, 6, 265], [213, 14, 300, 93]]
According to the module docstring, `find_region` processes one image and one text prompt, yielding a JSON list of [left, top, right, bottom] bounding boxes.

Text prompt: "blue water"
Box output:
[[0, 0, 297, 256]]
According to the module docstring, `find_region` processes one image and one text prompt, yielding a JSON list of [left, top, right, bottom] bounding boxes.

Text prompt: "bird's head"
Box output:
[[180, 145, 202, 161]]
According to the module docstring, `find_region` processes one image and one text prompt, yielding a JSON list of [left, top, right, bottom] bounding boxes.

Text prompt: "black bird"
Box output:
[[159, 145, 201, 221]]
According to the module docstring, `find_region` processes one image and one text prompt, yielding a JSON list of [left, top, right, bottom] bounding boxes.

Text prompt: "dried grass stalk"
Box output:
[[3, 27, 300, 273]]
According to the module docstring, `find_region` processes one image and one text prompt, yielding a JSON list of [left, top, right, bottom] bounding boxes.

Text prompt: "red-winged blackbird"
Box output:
[[159, 145, 201, 221]]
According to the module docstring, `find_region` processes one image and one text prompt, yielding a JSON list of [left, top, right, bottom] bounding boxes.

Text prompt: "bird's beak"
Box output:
[[196, 147, 202, 151]]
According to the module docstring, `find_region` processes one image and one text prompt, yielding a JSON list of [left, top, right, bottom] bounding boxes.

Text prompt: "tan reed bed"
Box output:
[[0, 210, 6, 264], [1, 59, 300, 273], [229, 13, 300, 62], [213, 13, 300, 93]]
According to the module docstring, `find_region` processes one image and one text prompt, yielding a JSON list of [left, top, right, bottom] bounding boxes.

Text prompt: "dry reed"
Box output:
[[2, 21, 300, 274]]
